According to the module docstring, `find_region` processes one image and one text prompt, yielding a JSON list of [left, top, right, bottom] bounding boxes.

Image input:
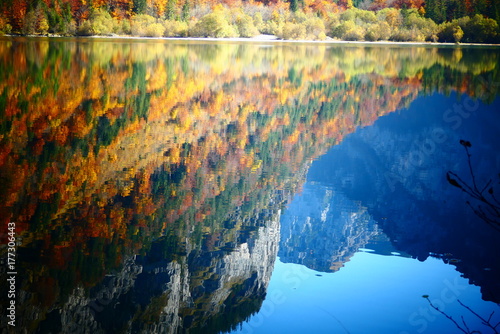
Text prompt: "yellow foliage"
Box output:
[[213, 3, 226, 12], [147, 61, 167, 91]]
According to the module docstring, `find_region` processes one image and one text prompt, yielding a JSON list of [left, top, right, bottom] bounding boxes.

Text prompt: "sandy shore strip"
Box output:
[[3, 33, 500, 47], [84, 34, 500, 47]]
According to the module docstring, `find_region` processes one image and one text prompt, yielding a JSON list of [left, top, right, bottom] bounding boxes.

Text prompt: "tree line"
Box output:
[[0, 0, 499, 43]]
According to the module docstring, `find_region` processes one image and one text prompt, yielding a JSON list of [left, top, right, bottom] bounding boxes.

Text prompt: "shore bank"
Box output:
[[3, 34, 500, 47]]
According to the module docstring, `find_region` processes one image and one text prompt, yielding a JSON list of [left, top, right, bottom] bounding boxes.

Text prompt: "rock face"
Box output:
[[279, 181, 380, 272], [35, 208, 281, 334]]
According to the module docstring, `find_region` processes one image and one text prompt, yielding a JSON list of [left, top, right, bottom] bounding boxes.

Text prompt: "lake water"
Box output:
[[0, 37, 499, 334]]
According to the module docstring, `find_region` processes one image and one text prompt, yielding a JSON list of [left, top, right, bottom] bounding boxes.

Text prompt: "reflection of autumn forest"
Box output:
[[0, 39, 499, 329]]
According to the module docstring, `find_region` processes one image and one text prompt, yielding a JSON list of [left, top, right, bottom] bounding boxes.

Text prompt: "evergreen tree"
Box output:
[[181, 0, 190, 21], [166, 0, 177, 20], [133, 0, 147, 14], [425, 0, 446, 23]]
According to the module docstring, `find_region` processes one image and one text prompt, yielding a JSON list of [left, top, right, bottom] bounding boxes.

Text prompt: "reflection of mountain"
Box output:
[[35, 211, 280, 334], [1, 39, 500, 332], [279, 182, 380, 272], [308, 93, 500, 302]]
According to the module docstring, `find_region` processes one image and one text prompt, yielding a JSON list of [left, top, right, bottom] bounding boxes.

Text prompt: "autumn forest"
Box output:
[[0, 0, 500, 43]]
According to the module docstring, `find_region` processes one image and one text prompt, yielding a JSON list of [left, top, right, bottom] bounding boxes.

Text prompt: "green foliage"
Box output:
[[182, 0, 191, 21], [341, 8, 377, 25], [331, 20, 352, 38], [292, 11, 308, 24], [75, 9, 126, 37], [19, 3, 51, 35], [304, 17, 326, 40], [437, 15, 499, 43], [45, 3, 75, 36], [404, 11, 438, 41], [390, 27, 425, 42], [453, 26, 464, 43], [119, 20, 132, 35], [364, 22, 391, 41], [261, 20, 282, 36], [22, 10, 39, 35], [131, 14, 164, 37], [164, 20, 189, 37], [276, 12, 326, 40], [166, 0, 177, 20], [0, 19, 12, 35], [39, 18, 49, 35], [331, 20, 364, 41], [424, 0, 447, 23], [145, 23, 166, 37], [89, 9, 115, 36], [438, 19, 463, 43], [280, 22, 306, 40], [339, 8, 356, 22], [343, 26, 364, 41], [325, 14, 340, 36], [253, 12, 264, 32], [235, 13, 259, 38], [464, 14, 499, 44], [190, 11, 238, 38], [134, 0, 148, 14], [76, 21, 94, 36]]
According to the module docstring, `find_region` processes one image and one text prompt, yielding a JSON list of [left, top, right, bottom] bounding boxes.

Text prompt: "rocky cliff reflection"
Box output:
[[307, 93, 500, 302], [46, 213, 280, 334], [0, 37, 499, 333], [279, 183, 380, 272]]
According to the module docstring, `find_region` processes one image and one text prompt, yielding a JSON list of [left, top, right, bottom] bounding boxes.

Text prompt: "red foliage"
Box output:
[[10, 0, 28, 31], [392, 0, 424, 9], [68, 0, 90, 24]]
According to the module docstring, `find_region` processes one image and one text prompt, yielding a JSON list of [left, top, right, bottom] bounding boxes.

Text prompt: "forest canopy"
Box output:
[[0, 0, 499, 42]]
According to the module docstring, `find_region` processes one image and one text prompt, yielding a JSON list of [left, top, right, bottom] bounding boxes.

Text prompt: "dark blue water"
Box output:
[[231, 92, 500, 334]]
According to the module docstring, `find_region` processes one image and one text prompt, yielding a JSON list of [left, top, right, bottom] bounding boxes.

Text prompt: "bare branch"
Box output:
[[480, 179, 493, 196], [457, 299, 500, 334], [423, 296, 469, 334], [447, 140, 500, 230]]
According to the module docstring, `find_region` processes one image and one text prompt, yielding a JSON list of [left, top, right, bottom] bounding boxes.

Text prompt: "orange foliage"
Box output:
[[0, 41, 488, 317], [10, 0, 28, 31]]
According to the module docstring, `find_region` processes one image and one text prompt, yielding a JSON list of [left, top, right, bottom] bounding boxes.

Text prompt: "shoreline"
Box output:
[[3, 34, 500, 47]]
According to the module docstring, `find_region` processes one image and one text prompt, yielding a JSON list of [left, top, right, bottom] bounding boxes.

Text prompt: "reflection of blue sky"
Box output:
[[232, 254, 499, 334], [231, 92, 500, 334]]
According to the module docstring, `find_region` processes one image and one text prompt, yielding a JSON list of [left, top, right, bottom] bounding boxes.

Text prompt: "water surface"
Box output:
[[0, 37, 499, 333]]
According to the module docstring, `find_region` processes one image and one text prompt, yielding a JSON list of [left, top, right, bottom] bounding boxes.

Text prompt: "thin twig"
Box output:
[[316, 306, 351, 334], [480, 179, 493, 196], [470, 204, 500, 232], [487, 311, 494, 323], [464, 146, 480, 195], [462, 315, 471, 333], [424, 297, 469, 334], [491, 190, 500, 207], [447, 141, 500, 230], [448, 171, 480, 200], [458, 299, 500, 334]]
